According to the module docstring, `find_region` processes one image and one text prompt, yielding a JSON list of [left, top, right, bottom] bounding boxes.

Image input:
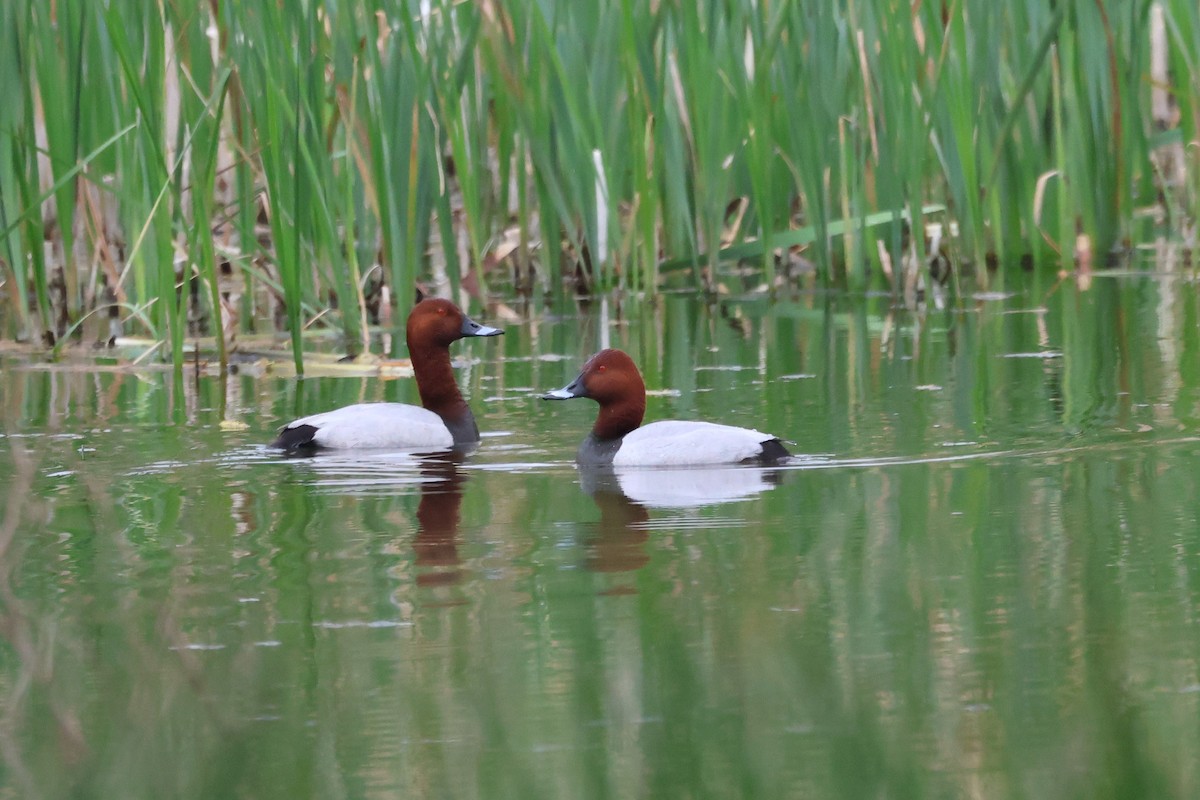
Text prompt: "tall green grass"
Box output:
[[0, 0, 1197, 369]]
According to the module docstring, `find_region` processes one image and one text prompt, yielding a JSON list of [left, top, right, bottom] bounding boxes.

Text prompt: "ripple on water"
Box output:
[[169, 644, 227, 652], [311, 620, 413, 630], [1000, 351, 1063, 359], [268, 450, 447, 495], [635, 515, 755, 532]]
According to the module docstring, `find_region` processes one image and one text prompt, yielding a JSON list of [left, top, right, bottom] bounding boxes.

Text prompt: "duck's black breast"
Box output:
[[576, 434, 623, 466], [441, 413, 481, 445]]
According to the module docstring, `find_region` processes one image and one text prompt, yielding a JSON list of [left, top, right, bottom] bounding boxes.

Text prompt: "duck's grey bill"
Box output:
[[462, 316, 504, 337], [543, 374, 585, 400]]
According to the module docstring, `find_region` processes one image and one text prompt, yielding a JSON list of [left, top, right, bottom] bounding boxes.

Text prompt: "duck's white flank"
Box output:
[[283, 402, 455, 450], [611, 420, 776, 467]]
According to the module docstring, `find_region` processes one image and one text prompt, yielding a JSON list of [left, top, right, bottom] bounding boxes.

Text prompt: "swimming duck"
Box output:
[[271, 298, 502, 452], [543, 348, 790, 466]]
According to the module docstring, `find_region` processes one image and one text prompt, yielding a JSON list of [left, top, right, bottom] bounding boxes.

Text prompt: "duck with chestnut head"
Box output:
[[543, 349, 790, 467], [270, 298, 502, 452]]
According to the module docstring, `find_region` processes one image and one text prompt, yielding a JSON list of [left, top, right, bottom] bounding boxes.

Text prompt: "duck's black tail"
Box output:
[[755, 438, 792, 464], [270, 424, 320, 453]]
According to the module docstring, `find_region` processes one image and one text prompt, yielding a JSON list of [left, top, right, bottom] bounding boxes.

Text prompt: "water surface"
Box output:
[[2, 278, 1200, 798]]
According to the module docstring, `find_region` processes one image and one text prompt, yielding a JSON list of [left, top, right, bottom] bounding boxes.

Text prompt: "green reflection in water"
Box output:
[[1, 279, 1199, 798]]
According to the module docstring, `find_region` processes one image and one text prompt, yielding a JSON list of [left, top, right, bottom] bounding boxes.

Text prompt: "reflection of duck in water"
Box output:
[[579, 468, 651, 576], [413, 453, 469, 589], [274, 448, 473, 591], [578, 466, 783, 583]]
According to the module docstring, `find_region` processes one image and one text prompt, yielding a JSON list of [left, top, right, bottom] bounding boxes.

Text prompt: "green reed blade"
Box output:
[[983, 2, 1069, 190], [0, 122, 136, 248]]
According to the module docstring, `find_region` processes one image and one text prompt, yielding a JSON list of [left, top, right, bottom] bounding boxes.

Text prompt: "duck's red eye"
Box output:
[[437, 307, 447, 315], [597, 365, 607, 373]]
